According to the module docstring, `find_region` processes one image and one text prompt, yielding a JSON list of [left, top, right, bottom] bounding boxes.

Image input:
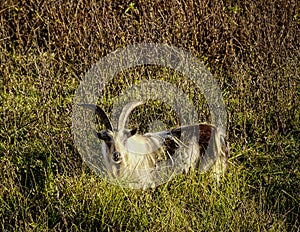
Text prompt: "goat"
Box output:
[[80, 101, 228, 189]]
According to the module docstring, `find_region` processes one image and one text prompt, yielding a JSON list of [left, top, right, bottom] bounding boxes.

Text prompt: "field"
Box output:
[[1, 0, 299, 231]]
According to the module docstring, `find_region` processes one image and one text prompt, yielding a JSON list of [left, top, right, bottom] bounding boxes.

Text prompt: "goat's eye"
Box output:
[[112, 151, 121, 162]]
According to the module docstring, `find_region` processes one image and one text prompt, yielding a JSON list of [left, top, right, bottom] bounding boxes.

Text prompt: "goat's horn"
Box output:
[[79, 104, 113, 131], [118, 101, 144, 130]]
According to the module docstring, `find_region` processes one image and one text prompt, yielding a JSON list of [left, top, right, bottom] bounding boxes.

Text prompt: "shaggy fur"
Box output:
[[81, 102, 228, 189]]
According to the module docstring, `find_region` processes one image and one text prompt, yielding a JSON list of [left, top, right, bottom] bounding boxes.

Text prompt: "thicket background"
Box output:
[[1, 0, 299, 231]]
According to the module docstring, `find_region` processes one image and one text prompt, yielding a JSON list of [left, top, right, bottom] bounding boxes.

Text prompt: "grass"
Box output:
[[1, 0, 299, 231]]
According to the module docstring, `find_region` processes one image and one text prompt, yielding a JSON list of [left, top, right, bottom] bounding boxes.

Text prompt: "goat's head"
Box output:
[[80, 101, 145, 175], [97, 127, 138, 164]]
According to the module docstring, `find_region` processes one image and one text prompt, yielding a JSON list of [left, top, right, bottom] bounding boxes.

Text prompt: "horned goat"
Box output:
[[80, 101, 228, 189]]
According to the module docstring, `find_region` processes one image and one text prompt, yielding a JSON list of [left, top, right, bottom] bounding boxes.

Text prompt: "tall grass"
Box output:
[[1, 0, 299, 231]]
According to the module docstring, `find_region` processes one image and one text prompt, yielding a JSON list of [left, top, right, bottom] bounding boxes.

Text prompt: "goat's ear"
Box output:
[[122, 128, 137, 139], [129, 128, 137, 136], [96, 130, 112, 141]]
